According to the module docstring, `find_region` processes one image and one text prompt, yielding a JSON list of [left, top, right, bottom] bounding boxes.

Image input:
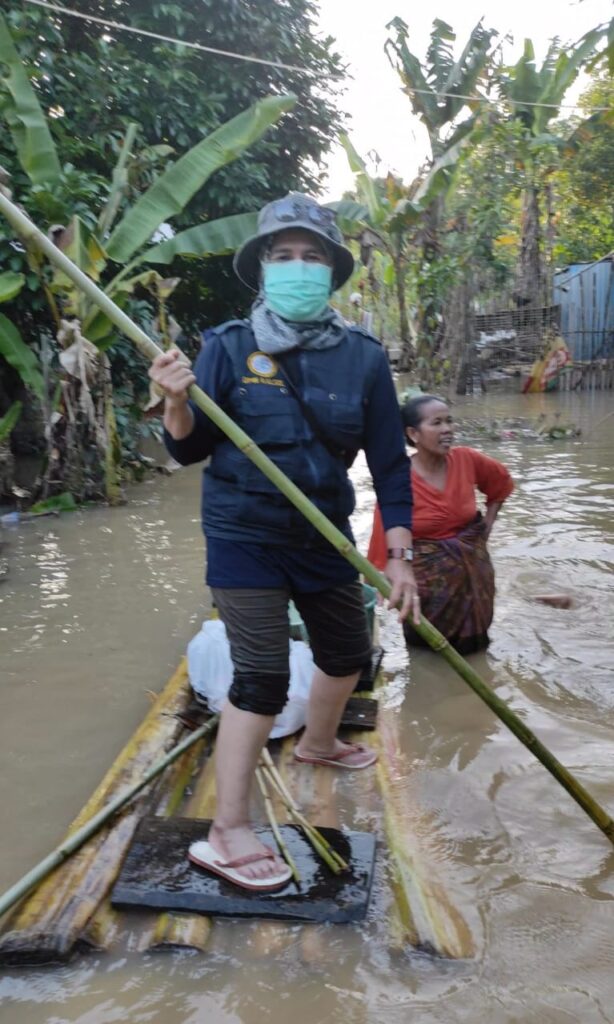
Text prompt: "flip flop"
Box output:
[[187, 840, 292, 892], [294, 742, 377, 770]]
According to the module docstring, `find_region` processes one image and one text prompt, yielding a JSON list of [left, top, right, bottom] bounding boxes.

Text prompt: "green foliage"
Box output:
[[385, 16, 497, 152], [0, 270, 24, 303], [0, 311, 44, 396], [496, 26, 609, 155], [105, 94, 295, 263], [0, 0, 345, 325], [29, 491, 77, 514], [553, 73, 614, 264], [143, 212, 259, 265], [0, 12, 62, 184], [0, 398, 21, 441], [0, 1, 332, 503]]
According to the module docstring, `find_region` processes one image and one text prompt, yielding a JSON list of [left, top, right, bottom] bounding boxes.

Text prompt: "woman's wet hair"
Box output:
[[401, 394, 447, 430]]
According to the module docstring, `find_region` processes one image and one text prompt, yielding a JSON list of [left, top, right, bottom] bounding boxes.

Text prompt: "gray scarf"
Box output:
[[250, 295, 347, 354]]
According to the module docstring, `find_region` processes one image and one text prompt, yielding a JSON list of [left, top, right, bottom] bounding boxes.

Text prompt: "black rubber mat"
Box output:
[[112, 817, 376, 923], [340, 696, 378, 731]]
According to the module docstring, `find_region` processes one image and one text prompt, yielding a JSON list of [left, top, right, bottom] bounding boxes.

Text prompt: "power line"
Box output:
[[24, 0, 610, 113], [24, 0, 312, 74]]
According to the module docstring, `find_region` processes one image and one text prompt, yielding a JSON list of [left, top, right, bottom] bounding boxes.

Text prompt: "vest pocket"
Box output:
[[306, 387, 364, 444]]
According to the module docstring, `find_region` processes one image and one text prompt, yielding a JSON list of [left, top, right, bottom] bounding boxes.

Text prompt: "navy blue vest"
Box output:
[[203, 321, 382, 545]]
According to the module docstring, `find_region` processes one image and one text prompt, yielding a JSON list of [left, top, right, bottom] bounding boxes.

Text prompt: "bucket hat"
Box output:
[[233, 192, 354, 291]]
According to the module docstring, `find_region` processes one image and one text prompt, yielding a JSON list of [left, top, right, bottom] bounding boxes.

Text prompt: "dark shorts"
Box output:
[[211, 581, 372, 681]]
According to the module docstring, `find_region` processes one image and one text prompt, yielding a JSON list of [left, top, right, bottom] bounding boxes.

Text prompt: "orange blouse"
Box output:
[[368, 446, 514, 570]]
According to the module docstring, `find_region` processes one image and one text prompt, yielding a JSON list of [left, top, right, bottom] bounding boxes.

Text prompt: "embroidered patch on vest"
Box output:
[[247, 352, 278, 378]]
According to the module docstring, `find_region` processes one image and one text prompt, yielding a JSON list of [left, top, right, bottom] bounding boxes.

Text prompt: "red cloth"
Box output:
[[368, 446, 514, 569]]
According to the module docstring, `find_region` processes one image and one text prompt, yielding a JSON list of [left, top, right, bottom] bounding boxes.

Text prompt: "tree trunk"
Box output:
[[392, 246, 413, 369], [517, 184, 542, 307]]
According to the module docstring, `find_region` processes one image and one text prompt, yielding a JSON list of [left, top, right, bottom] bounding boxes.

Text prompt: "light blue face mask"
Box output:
[[263, 260, 333, 322]]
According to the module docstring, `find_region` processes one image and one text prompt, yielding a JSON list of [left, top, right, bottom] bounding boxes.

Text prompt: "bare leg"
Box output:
[[296, 667, 366, 763], [209, 701, 287, 881]]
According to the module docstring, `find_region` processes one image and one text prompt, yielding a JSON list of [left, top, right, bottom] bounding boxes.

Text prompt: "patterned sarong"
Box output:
[[404, 515, 495, 655]]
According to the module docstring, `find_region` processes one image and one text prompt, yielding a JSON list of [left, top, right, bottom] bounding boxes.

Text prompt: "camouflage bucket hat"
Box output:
[[233, 192, 354, 291]]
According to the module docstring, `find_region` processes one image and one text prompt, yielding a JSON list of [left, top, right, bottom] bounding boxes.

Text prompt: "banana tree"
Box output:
[[0, 11, 295, 501], [383, 17, 498, 371], [52, 92, 295, 346], [494, 26, 609, 307], [0, 269, 45, 497], [336, 127, 478, 370]]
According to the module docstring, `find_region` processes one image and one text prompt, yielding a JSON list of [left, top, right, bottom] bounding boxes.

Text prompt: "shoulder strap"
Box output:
[[276, 356, 351, 465]]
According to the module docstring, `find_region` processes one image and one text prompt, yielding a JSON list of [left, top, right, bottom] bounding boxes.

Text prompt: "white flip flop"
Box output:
[[188, 840, 292, 893]]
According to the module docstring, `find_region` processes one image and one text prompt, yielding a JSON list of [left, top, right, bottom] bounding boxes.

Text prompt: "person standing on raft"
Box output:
[[369, 395, 514, 654], [149, 194, 418, 892]]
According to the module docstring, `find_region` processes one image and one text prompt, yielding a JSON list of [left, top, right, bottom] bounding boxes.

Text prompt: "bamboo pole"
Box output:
[[0, 716, 218, 922], [1, 190, 613, 848], [254, 767, 301, 884], [260, 749, 348, 870]]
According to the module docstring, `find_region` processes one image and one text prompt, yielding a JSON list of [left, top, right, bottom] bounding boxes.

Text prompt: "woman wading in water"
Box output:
[[369, 395, 514, 654]]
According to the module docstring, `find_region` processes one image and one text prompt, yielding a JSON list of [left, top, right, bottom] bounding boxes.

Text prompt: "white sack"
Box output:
[[187, 619, 314, 739]]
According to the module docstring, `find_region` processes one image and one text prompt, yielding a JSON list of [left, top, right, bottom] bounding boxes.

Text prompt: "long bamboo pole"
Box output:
[[1, 190, 613, 849], [0, 715, 219, 920]]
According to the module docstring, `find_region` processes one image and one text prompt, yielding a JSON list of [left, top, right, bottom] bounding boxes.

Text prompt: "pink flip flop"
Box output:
[[188, 840, 292, 892], [294, 742, 377, 770]]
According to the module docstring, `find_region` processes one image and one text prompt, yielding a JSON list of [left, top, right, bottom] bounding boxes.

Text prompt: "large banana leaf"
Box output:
[[0, 400, 22, 442], [106, 94, 296, 264], [385, 17, 440, 129], [426, 19, 455, 94], [51, 216, 108, 318], [0, 12, 62, 185], [142, 212, 258, 265], [411, 138, 466, 205], [0, 312, 44, 397], [325, 199, 371, 237], [0, 271, 25, 303], [339, 135, 387, 228], [535, 25, 606, 134], [97, 123, 138, 240], [441, 20, 496, 122]]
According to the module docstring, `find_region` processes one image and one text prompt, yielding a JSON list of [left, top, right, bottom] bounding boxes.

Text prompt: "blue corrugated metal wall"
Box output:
[[553, 258, 614, 361]]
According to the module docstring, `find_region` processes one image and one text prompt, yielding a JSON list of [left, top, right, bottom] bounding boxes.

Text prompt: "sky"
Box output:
[[315, 0, 612, 198]]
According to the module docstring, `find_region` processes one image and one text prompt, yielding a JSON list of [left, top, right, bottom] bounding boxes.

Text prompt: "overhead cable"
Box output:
[[24, 0, 311, 74], [24, 0, 610, 113]]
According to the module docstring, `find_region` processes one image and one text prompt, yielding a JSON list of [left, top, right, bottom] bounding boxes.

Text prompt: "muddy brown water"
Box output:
[[1, 389, 613, 1023]]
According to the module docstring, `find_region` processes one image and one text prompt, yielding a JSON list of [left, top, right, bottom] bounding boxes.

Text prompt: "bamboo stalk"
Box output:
[[0, 189, 612, 847], [254, 767, 301, 885], [0, 715, 218, 923], [259, 753, 347, 872], [262, 767, 342, 874], [261, 749, 347, 869]]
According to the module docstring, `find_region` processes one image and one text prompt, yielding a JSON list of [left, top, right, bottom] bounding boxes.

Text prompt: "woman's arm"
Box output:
[[483, 500, 502, 538], [467, 449, 514, 536], [150, 333, 233, 465], [363, 353, 420, 624]]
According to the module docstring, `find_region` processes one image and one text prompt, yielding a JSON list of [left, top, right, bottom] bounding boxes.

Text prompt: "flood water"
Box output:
[[1, 388, 613, 1023]]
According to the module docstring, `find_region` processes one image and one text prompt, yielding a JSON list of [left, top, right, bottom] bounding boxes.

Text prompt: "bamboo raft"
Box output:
[[0, 618, 475, 966]]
